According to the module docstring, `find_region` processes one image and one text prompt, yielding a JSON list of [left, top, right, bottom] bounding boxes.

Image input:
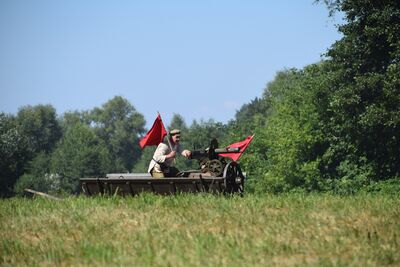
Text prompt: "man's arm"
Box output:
[[153, 143, 169, 163], [176, 144, 191, 158], [154, 143, 176, 162]]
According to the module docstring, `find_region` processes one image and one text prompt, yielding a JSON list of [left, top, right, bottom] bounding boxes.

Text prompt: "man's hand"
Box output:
[[182, 150, 191, 158]]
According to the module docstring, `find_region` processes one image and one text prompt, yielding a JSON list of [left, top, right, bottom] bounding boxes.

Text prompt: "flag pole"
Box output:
[[158, 111, 174, 150], [166, 135, 174, 151], [158, 112, 176, 164], [166, 134, 176, 164]]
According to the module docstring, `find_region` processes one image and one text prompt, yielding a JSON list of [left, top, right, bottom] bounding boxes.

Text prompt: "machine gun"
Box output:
[[190, 138, 240, 177]]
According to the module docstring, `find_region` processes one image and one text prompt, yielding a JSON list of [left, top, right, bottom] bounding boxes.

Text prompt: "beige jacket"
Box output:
[[147, 141, 190, 173]]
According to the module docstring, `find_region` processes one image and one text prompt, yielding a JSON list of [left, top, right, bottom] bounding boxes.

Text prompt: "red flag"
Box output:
[[219, 134, 255, 161], [139, 114, 167, 148]]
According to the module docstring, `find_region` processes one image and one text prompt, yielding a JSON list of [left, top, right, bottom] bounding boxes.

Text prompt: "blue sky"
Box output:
[[0, 0, 342, 128]]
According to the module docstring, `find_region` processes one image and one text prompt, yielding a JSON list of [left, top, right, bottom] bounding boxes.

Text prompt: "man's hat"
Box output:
[[169, 129, 181, 136]]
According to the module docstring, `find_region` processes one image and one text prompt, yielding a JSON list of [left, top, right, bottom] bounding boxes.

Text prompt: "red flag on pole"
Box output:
[[219, 134, 255, 161], [139, 114, 168, 149]]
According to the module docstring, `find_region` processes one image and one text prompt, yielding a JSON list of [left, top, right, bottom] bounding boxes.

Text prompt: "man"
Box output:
[[148, 129, 191, 178]]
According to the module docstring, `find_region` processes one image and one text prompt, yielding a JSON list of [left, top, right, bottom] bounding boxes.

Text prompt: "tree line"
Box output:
[[1, 0, 399, 196], [0, 97, 233, 196]]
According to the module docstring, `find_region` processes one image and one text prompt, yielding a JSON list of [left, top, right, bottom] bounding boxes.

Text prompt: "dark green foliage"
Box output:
[[16, 104, 62, 154], [321, 0, 400, 182], [51, 124, 112, 193], [231, 97, 269, 137], [2, 104, 62, 196], [1, 105, 62, 196], [16, 97, 146, 194], [248, 65, 330, 193], [13, 174, 43, 195], [363, 178, 400, 195], [131, 146, 157, 173], [186, 119, 228, 150], [246, 1, 400, 192], [223, 97, 270, 192], [13, 152, 57, 195], [0, 113, 29, 197], [89, 96, 146, 172], [60, 110, 91, 131]]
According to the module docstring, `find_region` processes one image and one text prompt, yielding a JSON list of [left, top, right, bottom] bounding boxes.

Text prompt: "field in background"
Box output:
[[1, 193, 399, 267]]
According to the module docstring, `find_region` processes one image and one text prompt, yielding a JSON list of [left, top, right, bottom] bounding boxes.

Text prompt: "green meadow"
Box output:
[[1, 193, 399, 267]]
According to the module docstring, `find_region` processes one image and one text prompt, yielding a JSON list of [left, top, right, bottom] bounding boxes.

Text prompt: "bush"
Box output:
[[13, 173, 61, 195]]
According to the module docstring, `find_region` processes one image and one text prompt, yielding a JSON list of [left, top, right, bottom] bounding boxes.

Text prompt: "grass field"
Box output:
[[1, 193, 399, 266]]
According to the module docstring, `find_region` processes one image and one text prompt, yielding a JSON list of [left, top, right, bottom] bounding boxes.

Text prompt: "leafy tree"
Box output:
[[131, 146, 157, 173], [59, 110, 91, 131], [13, 152, 60, 195], [89, 96, 146, 172], [222, 95, 271, 192], [244, 66, 329, 192], [235, 97, 268, 124], [0, 113, 29, 197], [168, 113, 188, 133], [16, 104, 62, 155], [186, 119, 227, 150], [240, 1, 400, 193], [2, 105, 63, 196], [51, 123, 111, 193], [229, 97, 270, 140], [319, 0, 400, 183]]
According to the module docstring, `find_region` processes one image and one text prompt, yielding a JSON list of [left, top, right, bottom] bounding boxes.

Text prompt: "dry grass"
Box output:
[[1, 193, 399, 266]]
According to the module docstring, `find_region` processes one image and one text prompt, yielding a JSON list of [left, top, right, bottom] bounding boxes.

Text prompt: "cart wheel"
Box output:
[[223, 162, 245, 194]]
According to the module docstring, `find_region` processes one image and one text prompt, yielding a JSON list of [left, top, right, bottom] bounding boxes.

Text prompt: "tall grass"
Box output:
[[1, 193, 399, 266]]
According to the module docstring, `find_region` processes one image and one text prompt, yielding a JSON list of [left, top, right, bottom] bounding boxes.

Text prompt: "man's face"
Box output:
[[172, 134, 180, 144]]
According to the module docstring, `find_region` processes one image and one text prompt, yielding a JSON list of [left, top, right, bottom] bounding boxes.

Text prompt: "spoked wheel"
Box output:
[[223, 162, 245, 195], [206, 159, 224, 177]]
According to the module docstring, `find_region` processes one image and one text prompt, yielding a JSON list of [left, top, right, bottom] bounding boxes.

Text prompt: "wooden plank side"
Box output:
[[80, 177, 227, 196]]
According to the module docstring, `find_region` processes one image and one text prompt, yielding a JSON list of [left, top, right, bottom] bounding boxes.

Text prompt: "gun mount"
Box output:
[[189, 138, 240, 177]]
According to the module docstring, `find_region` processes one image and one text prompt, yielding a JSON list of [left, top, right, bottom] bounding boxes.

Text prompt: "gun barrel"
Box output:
[[215, 147, 240, 153], [190, 147, 240, 159], [190, 150, 208, 159]]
